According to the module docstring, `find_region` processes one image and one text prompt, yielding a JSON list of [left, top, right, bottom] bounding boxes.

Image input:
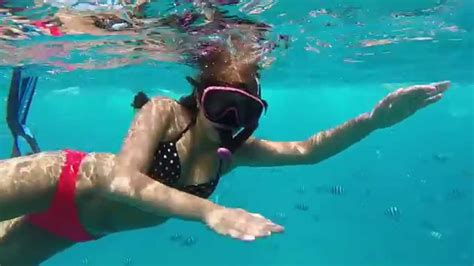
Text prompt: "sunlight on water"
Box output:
[[0, 0, 472, 82]]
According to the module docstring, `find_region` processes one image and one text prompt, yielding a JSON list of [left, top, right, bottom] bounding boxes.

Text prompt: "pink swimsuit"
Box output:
[[25, 150, 95, 242]]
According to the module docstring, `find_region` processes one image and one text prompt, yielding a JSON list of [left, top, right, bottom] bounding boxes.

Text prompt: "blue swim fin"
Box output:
[[7, 67, 40, 157], [18, 75, 38, 127]]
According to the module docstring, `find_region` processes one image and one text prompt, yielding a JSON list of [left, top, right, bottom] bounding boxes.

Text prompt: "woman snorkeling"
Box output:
[[0, 42, 450, 265]]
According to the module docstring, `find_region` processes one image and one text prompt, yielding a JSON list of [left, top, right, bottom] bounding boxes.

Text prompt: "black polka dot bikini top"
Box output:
[[147, 120, 222, 199]]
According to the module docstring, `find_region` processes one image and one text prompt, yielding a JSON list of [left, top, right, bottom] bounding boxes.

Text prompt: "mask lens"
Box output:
[[202, 88, 264, 128]]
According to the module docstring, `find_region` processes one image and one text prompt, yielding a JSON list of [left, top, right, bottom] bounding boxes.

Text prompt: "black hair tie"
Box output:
[[131, 91, 150, 109]]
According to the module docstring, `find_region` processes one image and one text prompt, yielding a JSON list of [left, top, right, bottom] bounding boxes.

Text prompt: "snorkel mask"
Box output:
[[200, 78, 267, 160]]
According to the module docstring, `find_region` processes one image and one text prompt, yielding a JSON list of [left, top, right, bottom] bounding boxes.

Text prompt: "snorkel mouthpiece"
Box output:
[[217, 147, 232, 161]]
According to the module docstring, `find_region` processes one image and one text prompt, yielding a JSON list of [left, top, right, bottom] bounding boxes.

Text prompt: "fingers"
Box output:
[[266, 222, 285, 233], [246, 217, 284, 239], [397, 82, 448, 108], [406, 85, 437, 99], [228, 229, 256, 241], [227, 214, 284, 242], [252, 221, 284, 237], [250, 213, 265, 219], [411, 81, 449, 106], [430, 80, 451, 94], [420, 94, 443, 108], [409, 80, 451, 98], [250, 213, 285, 233]]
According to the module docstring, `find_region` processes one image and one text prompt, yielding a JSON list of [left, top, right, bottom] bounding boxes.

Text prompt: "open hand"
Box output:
[[205, 207, 284, 241], [370, 81, 451, 129]]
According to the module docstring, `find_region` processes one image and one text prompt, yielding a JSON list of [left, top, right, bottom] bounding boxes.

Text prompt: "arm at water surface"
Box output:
[[235, 81, 451, 167], [235, 112, 376, 167]]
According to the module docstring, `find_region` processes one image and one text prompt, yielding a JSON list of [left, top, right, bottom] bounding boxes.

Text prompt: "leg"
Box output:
[[0, 152, 64, 221], [0, 217, 74, 266]]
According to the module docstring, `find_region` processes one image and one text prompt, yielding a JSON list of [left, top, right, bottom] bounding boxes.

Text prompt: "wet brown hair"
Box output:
[[131, 38, 262, 114]]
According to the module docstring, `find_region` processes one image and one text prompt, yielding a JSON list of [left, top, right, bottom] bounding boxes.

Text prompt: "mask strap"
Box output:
[[255, 76, 261, 96]]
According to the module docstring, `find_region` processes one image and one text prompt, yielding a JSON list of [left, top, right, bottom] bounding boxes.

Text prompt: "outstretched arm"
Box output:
[[235, 81, 451, 167], [235, 112, 375, 167], [104, 97, 283, 240]]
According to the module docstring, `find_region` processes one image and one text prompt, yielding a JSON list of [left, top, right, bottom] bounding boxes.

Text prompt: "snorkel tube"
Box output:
[[216, 125, 257, 161], [203, 78, 266, 161]]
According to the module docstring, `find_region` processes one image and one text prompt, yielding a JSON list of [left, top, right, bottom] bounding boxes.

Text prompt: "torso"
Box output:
[[77, 99, 233, 236], [0, 98, 235, 264]]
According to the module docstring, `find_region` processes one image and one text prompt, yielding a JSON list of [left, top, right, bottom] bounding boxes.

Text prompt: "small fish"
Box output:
[[170, 233, 182, 241], [330, 185, 345, 196], [430, 231, 443, 240], [446, 189, 465, 201], [294, 203, 309, 211], [274, 211, 287, 220], [296, 186, 306, 194], [123, 257, 133, 266], [314, 185, 345, 196], [385, 206, 401, 220], [432, 153, 450, 163], [182, 236, 197, 247]]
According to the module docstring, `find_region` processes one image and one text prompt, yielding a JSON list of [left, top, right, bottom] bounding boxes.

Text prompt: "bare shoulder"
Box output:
[[128, 96, 176, 130], [120, 96, 185, 157], [140, 96, 182, 116], [150, 96, 176, 105], [148, 96, 191, 120], [146, 96, 175, 109]]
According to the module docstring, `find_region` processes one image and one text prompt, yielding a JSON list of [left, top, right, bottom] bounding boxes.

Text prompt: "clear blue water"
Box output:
[[1, 0, 473, 265]]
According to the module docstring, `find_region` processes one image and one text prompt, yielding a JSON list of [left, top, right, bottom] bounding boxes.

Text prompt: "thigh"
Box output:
[[0, 151, 64, 221], [0, 217, 75, 266]]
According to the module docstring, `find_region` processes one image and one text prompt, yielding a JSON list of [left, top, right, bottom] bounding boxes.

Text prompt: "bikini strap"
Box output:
[[171, 116, 196, 142]]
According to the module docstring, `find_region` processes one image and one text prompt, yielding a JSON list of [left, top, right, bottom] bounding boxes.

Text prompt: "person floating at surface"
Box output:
[[0, 0, 147, 39], [0, 41, 451, 265], [5, 66, 41, 157]]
